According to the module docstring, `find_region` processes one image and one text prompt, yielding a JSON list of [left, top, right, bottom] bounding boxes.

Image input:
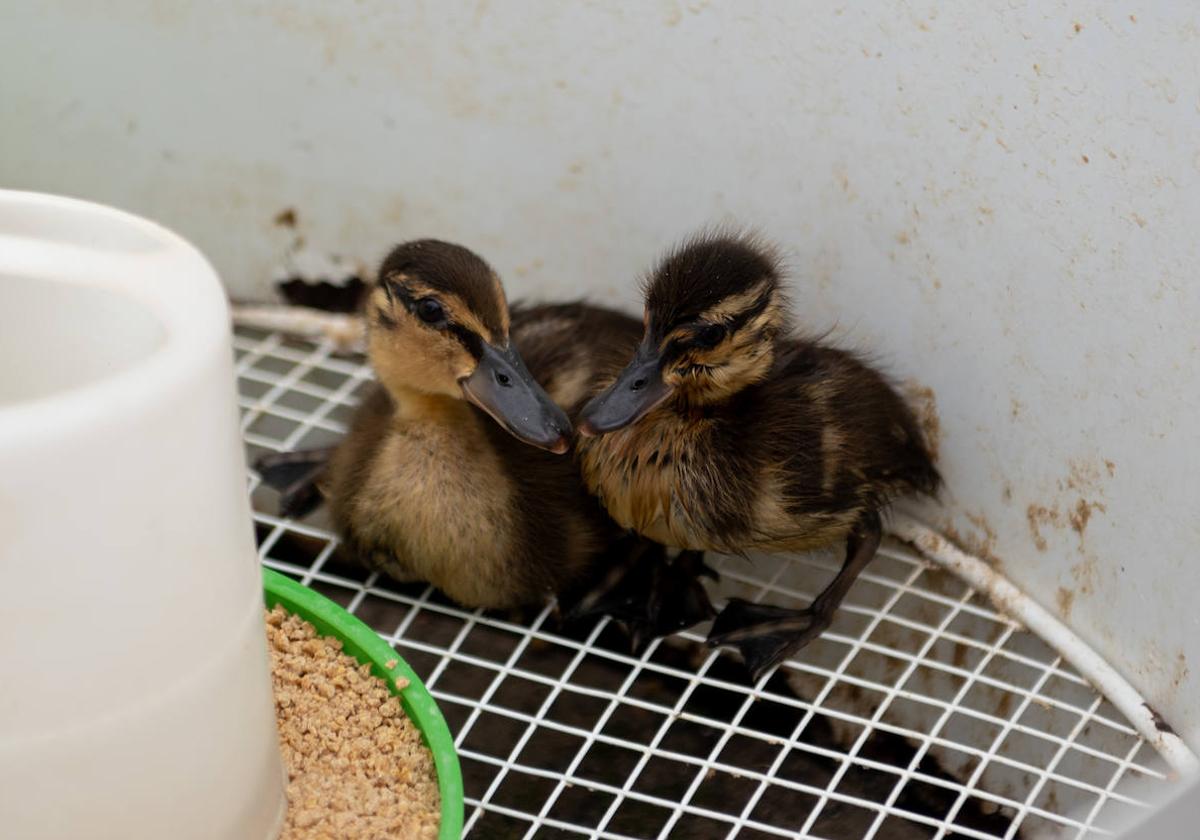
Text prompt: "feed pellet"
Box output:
[[265, 606, 440, 839]]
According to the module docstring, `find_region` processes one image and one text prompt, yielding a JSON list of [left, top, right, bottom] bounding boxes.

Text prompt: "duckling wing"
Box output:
[[761, 342, 941, 518]]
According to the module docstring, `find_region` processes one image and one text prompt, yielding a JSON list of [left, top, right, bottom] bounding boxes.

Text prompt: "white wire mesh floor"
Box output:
[[234, 324, 1174, 839]]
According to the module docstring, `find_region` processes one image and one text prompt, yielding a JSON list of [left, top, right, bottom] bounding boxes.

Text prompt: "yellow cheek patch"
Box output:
[[696, 281, 772, 323], [374, 335, 475, 396]]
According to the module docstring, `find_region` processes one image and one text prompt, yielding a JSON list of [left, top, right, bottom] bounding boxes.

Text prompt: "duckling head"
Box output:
[[580, 233, 787, 435], [368, 239, 571, 453]]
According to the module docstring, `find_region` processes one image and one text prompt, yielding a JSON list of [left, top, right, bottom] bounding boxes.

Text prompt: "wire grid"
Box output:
[[234, 324, 1174, 840]]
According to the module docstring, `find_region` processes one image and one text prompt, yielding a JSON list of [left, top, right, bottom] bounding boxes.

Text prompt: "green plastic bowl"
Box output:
[[262, 568, 464, 840]]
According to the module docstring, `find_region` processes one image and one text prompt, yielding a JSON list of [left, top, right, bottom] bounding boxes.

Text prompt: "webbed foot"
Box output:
[[638, 550, 718, 636], [707, 512, 883, 681], [707, 600, 831, 681], [566, 548, 718, 652], [254, 447, 334, 518]]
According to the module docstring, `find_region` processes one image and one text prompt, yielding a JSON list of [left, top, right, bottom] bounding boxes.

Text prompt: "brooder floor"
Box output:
[[235, 324, 1174, 840]]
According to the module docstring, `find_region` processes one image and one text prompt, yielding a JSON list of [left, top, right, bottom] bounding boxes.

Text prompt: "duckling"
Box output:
[[577, 232, 941, 679], [276, 239, 634, 611]]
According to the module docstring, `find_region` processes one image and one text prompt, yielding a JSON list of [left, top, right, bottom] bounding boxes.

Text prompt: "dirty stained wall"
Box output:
[[2, 2, 1198, 745]]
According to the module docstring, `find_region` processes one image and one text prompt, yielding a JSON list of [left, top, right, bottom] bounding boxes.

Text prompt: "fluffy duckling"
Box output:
[[271, 240, 637, 611], [577, 233, 941, 678]]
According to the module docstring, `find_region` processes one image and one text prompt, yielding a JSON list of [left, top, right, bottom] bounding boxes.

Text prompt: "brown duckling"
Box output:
[[577, 233, 941, 679], [264, 240, 637, 611]]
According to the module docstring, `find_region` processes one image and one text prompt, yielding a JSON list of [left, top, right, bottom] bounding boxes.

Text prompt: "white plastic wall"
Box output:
[[3, 2, 1198, 745]]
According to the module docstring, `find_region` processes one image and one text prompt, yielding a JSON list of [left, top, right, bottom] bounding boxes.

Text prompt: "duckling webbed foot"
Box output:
[[708, 601, 832, 680], [566, 548, 718, 652], [255, 447, 335, 518], [707, 513, 883, 681]]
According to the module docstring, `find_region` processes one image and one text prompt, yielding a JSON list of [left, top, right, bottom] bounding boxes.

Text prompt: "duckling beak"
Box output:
[[461, 342, 572, 454], [578, 342, 672, 436]]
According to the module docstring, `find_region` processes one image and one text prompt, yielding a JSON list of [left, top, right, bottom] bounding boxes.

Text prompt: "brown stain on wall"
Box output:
[[1170, 652, 1191, 699], [1025, 504, 1061, 552], [1063, 458, 1103, 493], [1055, 587, 1075, 619], [1025, 459, 1112, 551], [1070, 556, 1097, 596], [965, 512, 997, 547], [831, 164, 858, 201], [1068, 498, 1106, 537], [903, 381, 941, 462]]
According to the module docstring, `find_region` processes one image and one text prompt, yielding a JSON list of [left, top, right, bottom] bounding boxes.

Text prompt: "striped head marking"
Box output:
[[368, 239, 569, 452], [580, 233, 788, 434]]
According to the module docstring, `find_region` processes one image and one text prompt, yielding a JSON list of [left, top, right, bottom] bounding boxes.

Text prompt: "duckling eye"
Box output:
[[693, 322, 727, 349], [416, 298, 447, 326]]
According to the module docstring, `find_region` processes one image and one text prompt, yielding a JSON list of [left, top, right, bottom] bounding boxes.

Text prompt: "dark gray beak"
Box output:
[[578, 340, 672, 436], [461, 343, 572, 453]]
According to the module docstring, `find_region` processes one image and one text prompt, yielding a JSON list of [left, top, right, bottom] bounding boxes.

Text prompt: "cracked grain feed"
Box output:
[[266, 606, 440, 839]]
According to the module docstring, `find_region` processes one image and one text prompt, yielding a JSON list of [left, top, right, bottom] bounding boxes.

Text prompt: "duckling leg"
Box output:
[[708, 514, 882, 681], [649, 550, 719, 634], [622, 550, 718, 651], [254, 447, 335, 518], [563, 536, 661, 624], [565, 546, 718, 651]]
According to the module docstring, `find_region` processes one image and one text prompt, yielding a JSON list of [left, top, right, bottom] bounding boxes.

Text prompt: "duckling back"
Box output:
[[728, 340, 940, 548]]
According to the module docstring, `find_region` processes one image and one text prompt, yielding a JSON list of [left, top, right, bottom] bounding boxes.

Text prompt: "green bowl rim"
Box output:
[[262, 567, 464, 840]]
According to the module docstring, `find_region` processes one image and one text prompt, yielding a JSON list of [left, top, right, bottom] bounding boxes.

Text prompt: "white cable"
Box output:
[[891, 514, 1199, 778], [231, 304, 365, 353]]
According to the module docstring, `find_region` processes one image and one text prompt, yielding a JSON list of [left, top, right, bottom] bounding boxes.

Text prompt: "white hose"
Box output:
[[891, 514, 1199, 777], [230, 304, 365, 353]]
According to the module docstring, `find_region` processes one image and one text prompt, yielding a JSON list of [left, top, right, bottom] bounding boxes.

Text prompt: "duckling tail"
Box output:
[[910, 457, 943, 498]]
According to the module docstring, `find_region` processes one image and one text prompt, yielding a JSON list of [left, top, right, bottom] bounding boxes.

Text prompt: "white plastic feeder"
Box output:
[[0, 191, 285, 839]]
